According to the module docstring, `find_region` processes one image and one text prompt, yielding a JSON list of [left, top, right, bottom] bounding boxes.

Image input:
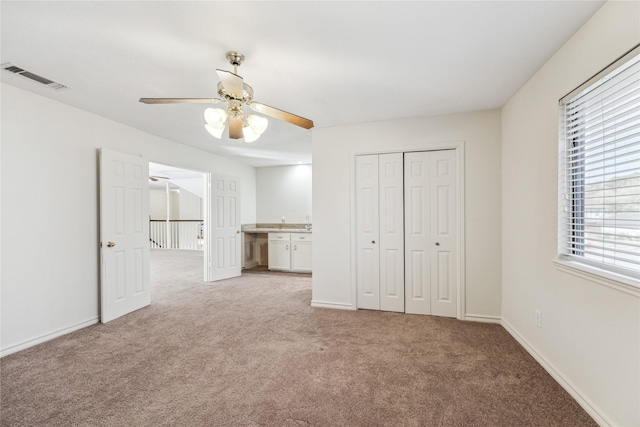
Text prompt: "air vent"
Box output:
[[1, 62, 68, 90]]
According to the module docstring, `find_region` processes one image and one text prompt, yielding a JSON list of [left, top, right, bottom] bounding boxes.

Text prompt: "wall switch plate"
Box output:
[[535, 309, 542, 328]]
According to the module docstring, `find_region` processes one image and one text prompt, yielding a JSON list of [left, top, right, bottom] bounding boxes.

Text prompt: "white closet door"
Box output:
[[356, 155, 380, 310], [404, 150, 457, 317], [429, 150, 457, 317], [379, 153, 405, 312], [404, 152, 432, 315]]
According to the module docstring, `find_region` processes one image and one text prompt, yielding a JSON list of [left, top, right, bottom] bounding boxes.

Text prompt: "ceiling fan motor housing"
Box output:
[[216, 81, 254, 103]]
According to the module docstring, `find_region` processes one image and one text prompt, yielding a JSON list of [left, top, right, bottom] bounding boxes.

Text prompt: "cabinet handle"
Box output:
[[286, 244, 289, 250], [294, 245, 297, 250], [372, 240, 375, 244]]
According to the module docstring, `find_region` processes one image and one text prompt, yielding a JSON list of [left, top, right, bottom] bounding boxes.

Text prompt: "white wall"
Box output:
[[501, 2, 639, 425], [178, 190, 202, 220], [0, 83, 256, 355], [312, 109, 502, 318], [255, 165, 312, 224], [149, 188, 167, 220]]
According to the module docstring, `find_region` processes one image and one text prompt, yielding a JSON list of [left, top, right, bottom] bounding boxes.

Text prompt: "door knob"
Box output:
[[237, 230, 240, 234], [107, 242, 116, 247], [435, 242, 440, 246], [372, 240, 376, 244]]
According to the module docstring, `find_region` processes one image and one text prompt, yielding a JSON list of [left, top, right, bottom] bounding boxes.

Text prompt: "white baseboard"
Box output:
[[463, 314, 501, 324], [1, 316, 99, 358], [501, 319, 612, 427], [310, 300, 355, 310]]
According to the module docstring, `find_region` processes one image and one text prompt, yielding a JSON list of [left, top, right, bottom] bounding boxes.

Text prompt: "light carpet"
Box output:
[[1, 249, 595, 426]]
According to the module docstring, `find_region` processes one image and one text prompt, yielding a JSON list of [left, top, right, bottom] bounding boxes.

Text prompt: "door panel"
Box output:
[[404, 150, 457, 317], [430, 150, 457, 317], [404, 153, 431, 315], [292, 241, 312, 271], [100, 148, 150, 323], [210, 176, 241, 281], [379, 153, 404, 312], [356, 155, 380, 310]]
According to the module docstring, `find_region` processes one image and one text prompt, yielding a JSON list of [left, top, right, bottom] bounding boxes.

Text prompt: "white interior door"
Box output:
[[210, 175, 241, 281], [404, 150, 457, 317], [99, 148, 150, 323], [356, 155, 380, 310], [429, 150, 457, 317], [404, 152, 432, 315], [379, 153, 404, 312]]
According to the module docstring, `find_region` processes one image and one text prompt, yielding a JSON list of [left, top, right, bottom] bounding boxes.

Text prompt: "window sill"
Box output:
[[552, 259, 640, 298]]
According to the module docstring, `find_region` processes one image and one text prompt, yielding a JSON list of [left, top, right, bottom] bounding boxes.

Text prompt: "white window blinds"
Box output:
[[559, 44, 640, 279]]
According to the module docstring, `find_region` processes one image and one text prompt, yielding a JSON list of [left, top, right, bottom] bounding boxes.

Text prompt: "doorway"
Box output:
[[148, 162, 207, 282]]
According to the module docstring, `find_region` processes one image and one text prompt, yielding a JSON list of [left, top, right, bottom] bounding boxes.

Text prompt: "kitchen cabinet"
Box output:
[[268, 233, 291, 270], [291, 234, 312, 271], [268, 232, 312, 273]]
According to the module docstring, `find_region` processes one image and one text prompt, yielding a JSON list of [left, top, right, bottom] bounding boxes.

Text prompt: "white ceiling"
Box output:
[[1, 1, 604, 167]]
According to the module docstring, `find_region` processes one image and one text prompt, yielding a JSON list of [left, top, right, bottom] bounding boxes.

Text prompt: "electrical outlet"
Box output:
[[535, 309, 542, 328]]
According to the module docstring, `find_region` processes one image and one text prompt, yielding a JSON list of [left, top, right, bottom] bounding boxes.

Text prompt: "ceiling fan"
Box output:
[[148, 175, 169, 182], [139, 51, 314, 142]]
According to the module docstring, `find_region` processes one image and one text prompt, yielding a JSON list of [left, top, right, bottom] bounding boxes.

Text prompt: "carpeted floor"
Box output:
[[1, 250, 595, 426]]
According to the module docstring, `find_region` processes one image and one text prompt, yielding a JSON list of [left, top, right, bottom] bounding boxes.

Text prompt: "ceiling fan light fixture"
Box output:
[[247, 114, 269, 135], [243, 123, 260, 143], [205, 123, 225, 139], [204, 108, 228, 126], [204, 108, 228, 139]]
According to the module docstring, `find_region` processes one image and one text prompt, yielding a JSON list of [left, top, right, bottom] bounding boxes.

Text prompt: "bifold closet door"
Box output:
[[356, 155, 380, 310], [356, 153, 404, 312], [404, 150, 457, 317]]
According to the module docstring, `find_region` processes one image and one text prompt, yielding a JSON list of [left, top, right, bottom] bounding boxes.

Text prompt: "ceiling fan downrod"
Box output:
[[225, 51, 244, 75]]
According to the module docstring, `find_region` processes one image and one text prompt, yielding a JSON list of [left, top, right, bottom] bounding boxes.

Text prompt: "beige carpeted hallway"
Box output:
[[1, 250, 595, 426]]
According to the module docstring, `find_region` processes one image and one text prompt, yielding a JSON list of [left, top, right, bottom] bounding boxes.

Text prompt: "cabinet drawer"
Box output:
[[291, 233, 312, 242], [268, 233, 290, 241]]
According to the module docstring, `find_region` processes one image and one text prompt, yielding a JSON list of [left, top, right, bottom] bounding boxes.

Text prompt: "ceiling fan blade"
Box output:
[[229, 116, 244, 139], [139, 98, 223, 104], [249, 102, 314, 129], [216, 69, 244, 99]]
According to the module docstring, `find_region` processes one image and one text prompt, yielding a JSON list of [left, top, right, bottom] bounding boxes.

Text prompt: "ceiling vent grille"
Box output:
[[1, 63, 68, 90]]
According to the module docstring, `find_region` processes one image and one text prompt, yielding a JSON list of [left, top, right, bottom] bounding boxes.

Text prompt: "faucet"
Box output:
[[305, 215, 311, 230], [281, 216, 285, 229]]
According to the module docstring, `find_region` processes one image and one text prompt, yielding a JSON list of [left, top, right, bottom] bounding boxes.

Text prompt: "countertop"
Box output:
[[242, 227, 312, 234]]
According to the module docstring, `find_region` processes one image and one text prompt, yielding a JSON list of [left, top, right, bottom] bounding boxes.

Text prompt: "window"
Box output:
[[559, 44, 640, 282]]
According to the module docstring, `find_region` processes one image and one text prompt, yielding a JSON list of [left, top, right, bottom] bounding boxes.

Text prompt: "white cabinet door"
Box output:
[[268, 233, 291, 270], [292, 241, 312, 271]]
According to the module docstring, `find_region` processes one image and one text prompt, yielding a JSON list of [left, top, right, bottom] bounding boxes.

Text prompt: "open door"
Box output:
[[99, 148, 150, 323], [207, 175, 241, 281]]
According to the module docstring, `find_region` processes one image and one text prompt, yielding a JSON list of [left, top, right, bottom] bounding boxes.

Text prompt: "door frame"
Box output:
[[147, 161, 213, 282], [349, 141, 466, 320]]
